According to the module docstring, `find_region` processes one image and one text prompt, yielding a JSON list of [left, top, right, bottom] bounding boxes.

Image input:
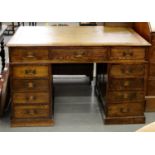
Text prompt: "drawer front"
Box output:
[[12, 65, 50, 78], [13, 92, 50, 104], [109, 78, 144, 91], [10, 47, 48, 62], [12, 79, 49, 92], [49, 47, 108, 62], [110, 47, 145, 60], [109, 64, 145, 77], [13, 105, 49, 119], [107, 91, 144, 103], [106, 103, 144, 117]]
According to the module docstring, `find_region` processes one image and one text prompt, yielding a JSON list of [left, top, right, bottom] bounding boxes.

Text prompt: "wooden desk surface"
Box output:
[[7, 26, 150, 47]]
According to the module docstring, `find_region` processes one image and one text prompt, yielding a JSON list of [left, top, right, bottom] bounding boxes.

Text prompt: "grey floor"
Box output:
[[1, 23, 155, 132]]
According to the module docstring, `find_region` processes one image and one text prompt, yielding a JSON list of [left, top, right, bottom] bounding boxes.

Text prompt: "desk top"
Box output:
[[7, 26, 150, 47]]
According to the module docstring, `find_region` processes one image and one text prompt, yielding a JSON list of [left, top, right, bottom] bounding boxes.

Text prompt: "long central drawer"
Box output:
[[48, 47, 108, 62]]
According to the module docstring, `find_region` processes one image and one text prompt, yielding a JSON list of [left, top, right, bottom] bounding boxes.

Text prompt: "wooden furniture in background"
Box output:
[[104, 22, 133, 27], [132, 22, 155, 112], [133, 22, 151, 42], [140, 22, 155, 111], [7, 26, 150, 127]]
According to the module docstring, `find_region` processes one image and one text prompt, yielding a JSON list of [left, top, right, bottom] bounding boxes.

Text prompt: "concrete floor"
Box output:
[[1, 23, 155, 132]]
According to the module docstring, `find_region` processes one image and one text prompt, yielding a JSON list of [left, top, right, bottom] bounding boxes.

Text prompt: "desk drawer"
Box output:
[[12, 79, 49, 92], [12, 65, 50, 78], [109, 64, 145, 77], [13, 105, 50, 119], [110, 47, 145, 60], [13, 92, 50, 104], [107, 91, 144, 103], [49, 47, 108, 62], [106, 103, 144, 117], [109, 78, 144, 91], [10, 47, 48, 62]]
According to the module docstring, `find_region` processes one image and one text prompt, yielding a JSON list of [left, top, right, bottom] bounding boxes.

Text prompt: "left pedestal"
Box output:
[[10, 64, 54, 127]]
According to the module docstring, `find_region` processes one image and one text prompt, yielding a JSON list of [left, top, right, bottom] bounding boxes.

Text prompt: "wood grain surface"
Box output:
[[7, 26, 150, 47]]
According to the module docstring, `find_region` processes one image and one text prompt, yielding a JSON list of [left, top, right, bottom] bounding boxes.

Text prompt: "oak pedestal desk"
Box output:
[[7, 26, 150, 127]]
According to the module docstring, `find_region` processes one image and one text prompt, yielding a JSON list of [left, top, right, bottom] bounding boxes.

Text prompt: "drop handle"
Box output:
[[122, 93, 129, 99], [121, 68, 133, 74], [26, 95, 36, 101], [25, 69, 36, 75], [120, 108, 129, 113], [123, 51, 133, 57], [26, 109, 35, 115], [123, 81, 130, 87], [27, 82, 34, 88], [75, 52, 85, 58], [123, 94, 129, 99], [26, 52, 35, 58]]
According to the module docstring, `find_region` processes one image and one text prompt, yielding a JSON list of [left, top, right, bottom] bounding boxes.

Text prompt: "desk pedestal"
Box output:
[[96, 63, 146, 124]]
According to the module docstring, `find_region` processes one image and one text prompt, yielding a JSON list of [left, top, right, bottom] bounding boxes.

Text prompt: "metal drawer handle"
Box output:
[[25, 69, 36, 75], [27, 82, 35, 88], [75, 52, 85, 58], [123, 81, 130, 87], [26, 95, 36, 101], [120, 108, 129, 113], [123, 93, 129, 99], [123, 51, 133, 57], [26, 109, 36, 115], [26, 52, 35, 58], [121, 68, 132, 74]]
